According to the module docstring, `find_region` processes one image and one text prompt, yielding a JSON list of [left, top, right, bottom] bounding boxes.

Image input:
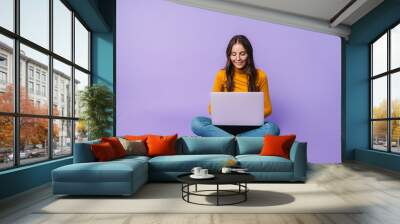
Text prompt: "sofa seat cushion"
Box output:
[[236, 155, 293, 172], [117, 155, 150, 162], [53, 159, 147, 183], [149, 154, 235, 172]]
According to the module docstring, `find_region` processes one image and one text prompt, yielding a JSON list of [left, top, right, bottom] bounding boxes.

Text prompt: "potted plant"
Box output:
[[79, 84, 114, 140]]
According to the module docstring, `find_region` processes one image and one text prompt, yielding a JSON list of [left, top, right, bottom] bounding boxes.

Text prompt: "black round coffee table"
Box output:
[[177, 173, 255, 206]]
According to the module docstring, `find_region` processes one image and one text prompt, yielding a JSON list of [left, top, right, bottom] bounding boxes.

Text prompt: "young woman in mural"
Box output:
[[191, 35, 280, 137]]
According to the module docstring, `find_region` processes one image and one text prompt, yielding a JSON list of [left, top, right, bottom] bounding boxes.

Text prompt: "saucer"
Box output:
[[190, 174, 215, 179]]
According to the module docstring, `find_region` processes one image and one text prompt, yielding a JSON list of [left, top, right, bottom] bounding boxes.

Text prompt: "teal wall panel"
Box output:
[[0, 158, 72, 199], [344, 44, 369, 160], [92, 32, 114, 89], [345, 0, 400, 171], [355, 149, 400, 172]]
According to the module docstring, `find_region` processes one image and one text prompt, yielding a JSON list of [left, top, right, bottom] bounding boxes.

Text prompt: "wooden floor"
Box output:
[[1, 162, 400, 224]]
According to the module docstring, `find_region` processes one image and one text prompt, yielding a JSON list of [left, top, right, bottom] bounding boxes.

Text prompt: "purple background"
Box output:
[[116, 0, 341, 163]]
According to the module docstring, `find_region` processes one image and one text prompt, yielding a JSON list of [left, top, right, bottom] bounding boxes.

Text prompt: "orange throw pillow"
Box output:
[[260, 135, 296, 159], [146, 134, 178, 157], [91, 142, 117, 161], [101, 137, 127, 158], [124, 135, 148, 141]]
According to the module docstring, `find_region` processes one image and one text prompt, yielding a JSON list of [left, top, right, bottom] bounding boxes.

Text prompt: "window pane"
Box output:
[[20, 0, 49, 49], [391, 24, 400, 70], [75, 120, 88, 143], [53, 119, 72, 158], [74, 69, 89, 118], [53, 59, 72, 117], [20, 117, 49, 165], [372, 121, 388, 151], [0, 116, 13, 170], [391, 120, 400, 153], [0, 0, 14, 31], [372, 33, 387, 76], [0, 34, 14, 112], [20, 44, 49, 115], [392, 72, 400, 118], [74, 18, 89, 70], [53, 0, 72, 60], [372, 77, 387, 119]]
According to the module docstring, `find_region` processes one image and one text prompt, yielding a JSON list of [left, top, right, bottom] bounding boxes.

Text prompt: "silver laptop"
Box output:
[[210, 92, 264, 126]]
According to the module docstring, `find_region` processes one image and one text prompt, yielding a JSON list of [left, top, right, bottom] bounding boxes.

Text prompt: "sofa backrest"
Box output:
[[176, 137, 236, 155], [73, 139, 100, 163], [235, 137, 264, 155]]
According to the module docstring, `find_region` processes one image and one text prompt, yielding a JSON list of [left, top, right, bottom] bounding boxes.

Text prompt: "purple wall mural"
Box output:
[[116, 0, 341, 163]]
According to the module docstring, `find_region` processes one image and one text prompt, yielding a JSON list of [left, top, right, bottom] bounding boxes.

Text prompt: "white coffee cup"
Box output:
[[221, 167, 232, 174], [200, 169, 208, 176], [191, 167, 202, 176]]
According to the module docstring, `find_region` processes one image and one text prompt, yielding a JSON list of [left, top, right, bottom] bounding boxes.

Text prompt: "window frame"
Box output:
[[0, 0, 92, 171], [370, 21, 400, 154]]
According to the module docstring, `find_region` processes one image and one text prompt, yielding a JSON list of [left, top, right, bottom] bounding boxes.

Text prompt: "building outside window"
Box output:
[[0, 55, 6, 67], [370, 23, 400, 154], [35, 70, 40, 81], [0, 71, 6, 83], [28, 66, 34, 79], [36, 83, 40, 95], [0, 55, 7, 89], [42, 85, 46, 97], [0, 0, 91, 170], [28, 81, 34, 94], [41, 73, 46, 83]]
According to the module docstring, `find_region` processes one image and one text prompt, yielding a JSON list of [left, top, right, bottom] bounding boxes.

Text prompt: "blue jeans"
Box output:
[[191, 116, 280, 137]]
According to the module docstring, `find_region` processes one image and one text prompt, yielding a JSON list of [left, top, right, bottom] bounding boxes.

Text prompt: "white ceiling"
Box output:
[[226, 0, 353, 23], [168, 0, 384, 39]]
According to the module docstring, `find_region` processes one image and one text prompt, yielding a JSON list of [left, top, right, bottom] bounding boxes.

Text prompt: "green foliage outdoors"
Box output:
[[79, 84, 114, 140]]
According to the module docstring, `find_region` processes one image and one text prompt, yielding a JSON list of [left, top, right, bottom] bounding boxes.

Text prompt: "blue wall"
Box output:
[[0, 158, 72, 199], [92, 32, 114, 135], [344, 0, 400, 170], [0, 0, 115, 200]]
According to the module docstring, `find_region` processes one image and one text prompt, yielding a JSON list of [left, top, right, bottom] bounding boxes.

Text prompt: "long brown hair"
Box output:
[[225, 35, 258, 92]]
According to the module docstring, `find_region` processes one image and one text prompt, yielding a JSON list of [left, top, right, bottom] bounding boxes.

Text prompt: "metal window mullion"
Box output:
[[387, 30, 391, 152], [13, 0, 20, 167], [48, 0, 54, 160], [370, 45, 373, 149], [88, 31, 91, 76], [71, 11, 76, 155]]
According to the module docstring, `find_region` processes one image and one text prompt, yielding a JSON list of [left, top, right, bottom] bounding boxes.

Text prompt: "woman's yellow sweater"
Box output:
[[208, 68, 272, 117]]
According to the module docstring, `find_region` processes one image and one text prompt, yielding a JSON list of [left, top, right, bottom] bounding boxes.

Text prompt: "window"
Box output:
[[42, 85, 46, 97], [74, 69, 89, 118], [0, 0, 91, 170], [0, 36, 13, 106], [29, 67, 34, 80], [36, 83, 40, 95], [0, 55, 7, 67], [75, 18, 89, 70], [371, 23, 400, 154], [53, 59, 71, 117], [0, 0, 14, 32], [53, 0, 72, 60], [0, 71, 6, 85], [35, 70, 40, 81], [0, 54, 7, 87], [0, 116, 13, 170], [28, 81, 34, 94], [20, 0, 49, 49]]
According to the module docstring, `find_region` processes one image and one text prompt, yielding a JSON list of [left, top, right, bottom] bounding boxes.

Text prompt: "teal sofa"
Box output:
[[52, 137, 307, 195]]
